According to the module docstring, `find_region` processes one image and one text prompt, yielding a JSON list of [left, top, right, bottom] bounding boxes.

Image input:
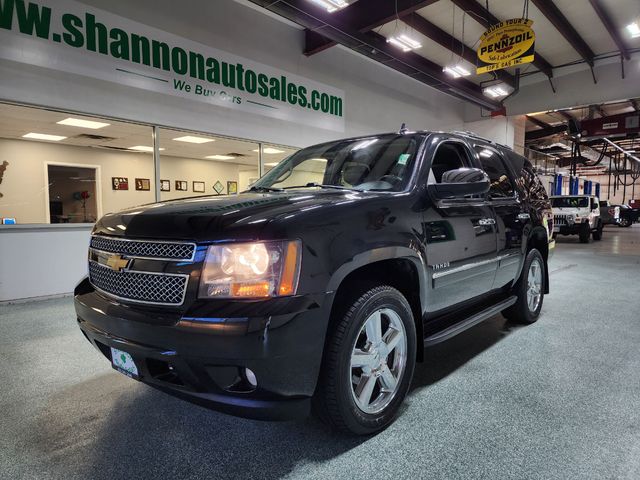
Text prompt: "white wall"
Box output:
[[0, 226, 91, 301], [462, 115, 525, 152]]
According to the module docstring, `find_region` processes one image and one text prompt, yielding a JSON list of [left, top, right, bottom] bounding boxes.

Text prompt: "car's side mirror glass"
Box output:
[[427, 167, 490, 200]]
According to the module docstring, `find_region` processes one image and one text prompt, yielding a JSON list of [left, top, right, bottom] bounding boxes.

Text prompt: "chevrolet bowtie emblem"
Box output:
[[105, 254, 130, 272]]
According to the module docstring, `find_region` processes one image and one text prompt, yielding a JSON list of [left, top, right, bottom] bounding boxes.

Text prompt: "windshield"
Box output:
[[251, 134, 423, 192], [551, 196, 589, 208]]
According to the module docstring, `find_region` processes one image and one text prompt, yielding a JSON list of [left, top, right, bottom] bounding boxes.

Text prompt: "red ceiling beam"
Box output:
[[588, 0, 631, 61], [531, 0, 595, 66], [450, 0, 554, 78], [304, 0, 439, 56], [402, 13, 516, 87]]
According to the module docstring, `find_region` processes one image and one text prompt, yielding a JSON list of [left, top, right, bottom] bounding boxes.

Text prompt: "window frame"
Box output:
[[427, 138, 475, 185]]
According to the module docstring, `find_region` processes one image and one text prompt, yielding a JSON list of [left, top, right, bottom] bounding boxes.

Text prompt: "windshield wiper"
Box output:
[[281, 182, 357, 191], [248, 185, 284, 192]]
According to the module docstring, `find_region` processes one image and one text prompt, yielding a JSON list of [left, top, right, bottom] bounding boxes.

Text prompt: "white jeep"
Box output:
[[550, 195, 603, 243]]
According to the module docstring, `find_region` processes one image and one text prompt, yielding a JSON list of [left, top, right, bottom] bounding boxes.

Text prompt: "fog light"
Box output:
[[244, 368, 257, 388]]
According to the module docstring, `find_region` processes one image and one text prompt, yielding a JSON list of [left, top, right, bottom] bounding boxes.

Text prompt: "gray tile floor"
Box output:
[[1, 226, 640, 479]]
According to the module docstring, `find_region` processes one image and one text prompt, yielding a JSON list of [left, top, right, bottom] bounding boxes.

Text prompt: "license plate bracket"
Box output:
[[110, 347, 140, 379]]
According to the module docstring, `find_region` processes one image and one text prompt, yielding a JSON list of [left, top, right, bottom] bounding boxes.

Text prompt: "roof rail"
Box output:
[[449, 130, 494, 143]]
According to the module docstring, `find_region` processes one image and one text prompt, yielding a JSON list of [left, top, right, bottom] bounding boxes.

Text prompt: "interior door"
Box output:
[[423, 139, 498, 312]]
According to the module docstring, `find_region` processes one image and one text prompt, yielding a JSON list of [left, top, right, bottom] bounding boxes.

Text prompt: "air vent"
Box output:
[[72, 133, 116, 142]]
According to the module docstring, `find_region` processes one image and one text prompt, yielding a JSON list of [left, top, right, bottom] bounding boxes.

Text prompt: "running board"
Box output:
[[423, 296, 517, 347]]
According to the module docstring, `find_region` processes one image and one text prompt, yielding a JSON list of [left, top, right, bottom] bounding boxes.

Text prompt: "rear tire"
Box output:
[[502, 249, 545, 325], [579, 223, 591, 243], [619, 217, 631, 228], [313, 285, 416, 435]]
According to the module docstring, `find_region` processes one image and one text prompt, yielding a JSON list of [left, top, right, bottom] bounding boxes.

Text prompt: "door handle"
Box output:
[[478, 218, 496, 226], [517, 213, 530, 221]]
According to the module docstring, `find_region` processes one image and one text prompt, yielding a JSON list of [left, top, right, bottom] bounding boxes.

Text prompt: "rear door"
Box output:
[[423, 137, 498, 312], [472, 145, 526, 289]]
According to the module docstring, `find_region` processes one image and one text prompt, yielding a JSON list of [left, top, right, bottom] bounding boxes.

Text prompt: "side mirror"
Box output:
[[428, 167, 490, 200]]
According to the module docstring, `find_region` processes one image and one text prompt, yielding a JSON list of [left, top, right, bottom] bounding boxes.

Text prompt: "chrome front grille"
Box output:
[[553, 215, 570, 226], [90, 235, 196, 261], [89, 261, 188, 306]]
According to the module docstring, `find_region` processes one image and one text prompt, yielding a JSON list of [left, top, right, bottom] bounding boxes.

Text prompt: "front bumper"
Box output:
[[75, 279, 333, 421]]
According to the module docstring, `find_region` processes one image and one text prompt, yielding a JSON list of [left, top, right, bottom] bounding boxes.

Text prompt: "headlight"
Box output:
[[198, 240, 301, 299]]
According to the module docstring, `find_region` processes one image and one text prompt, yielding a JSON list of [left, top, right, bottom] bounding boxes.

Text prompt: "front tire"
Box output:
[[579, 223, 591, 243], [502, 249, 545, 324], [593, 221, 603, 241], [313, 285, 416, 435]]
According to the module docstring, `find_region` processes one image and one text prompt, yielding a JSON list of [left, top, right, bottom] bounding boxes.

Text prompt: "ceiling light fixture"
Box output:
[[443, 64, 471, 78], [264, 162, 279, 167], [626, 22, 640, 38], [129, 146, 165, 152], [205, 155, 236, 160], [387, 34, 422, 52], [173, 135, 215, 144], [253, 147, 285, 154], [57, 118, 110, 129], [483, 84, 509, 98], [22, 132, 67, 141], [308, 0, 348, 13]]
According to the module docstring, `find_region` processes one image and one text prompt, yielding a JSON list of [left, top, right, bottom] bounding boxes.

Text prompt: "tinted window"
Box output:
[[516, 162, 549, 209], [474, 146, 515, 198], [428, 142, 469, 183]]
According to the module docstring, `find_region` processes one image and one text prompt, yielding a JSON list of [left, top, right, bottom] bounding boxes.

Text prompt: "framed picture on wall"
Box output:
[[175, 180, 188, 191], [160, 179, 170, 192], [227, 181, 238, 195], [112, 177, 128, 190], [135, 178, 150, 191], [193, 181, 205, 193], [213, 181, 224, 195]]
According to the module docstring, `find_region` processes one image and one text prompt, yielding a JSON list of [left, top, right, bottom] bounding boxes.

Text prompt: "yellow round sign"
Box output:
[[477, 19, 535, 74]]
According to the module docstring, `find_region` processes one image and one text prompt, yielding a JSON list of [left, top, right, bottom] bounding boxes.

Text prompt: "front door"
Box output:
[[423, 138, 498, 312]]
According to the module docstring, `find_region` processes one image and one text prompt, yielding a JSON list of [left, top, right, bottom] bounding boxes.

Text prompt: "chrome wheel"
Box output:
[[350, 308, 407, 414], [526, 258, 543, 312]]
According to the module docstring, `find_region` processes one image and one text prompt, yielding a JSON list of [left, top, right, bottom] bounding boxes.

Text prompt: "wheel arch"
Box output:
[[326, 248, 426, 362]]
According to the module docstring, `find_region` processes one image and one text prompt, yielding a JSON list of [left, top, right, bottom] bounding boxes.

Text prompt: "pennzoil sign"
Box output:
[[477, 19, 535, 74]]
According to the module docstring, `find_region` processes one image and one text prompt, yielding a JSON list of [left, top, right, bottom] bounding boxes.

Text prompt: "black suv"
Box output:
[[75, 130, 554, 434]]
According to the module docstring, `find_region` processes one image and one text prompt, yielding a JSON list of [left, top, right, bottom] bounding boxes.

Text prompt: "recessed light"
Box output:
[[173, 136, 215, 144], [253, 147, 285, 154], [22, 132, 67, 141], [387, 34, 422, 52], [626, 22, 640, 38], [129, 146, 165, 152], [57, 118, 110, 129], [308, 0, 348, 13], [205, 155, 236, 160]]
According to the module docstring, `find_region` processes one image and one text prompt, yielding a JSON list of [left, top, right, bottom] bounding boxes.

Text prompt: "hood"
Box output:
[[552, 206, 589, 214], [93, 190, 374, 241]]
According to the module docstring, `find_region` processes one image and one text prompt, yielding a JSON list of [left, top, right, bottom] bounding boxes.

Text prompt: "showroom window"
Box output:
[[0, 103, 154, 225], [157, 127, 261, 200], [0, 102, 298, 224]]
